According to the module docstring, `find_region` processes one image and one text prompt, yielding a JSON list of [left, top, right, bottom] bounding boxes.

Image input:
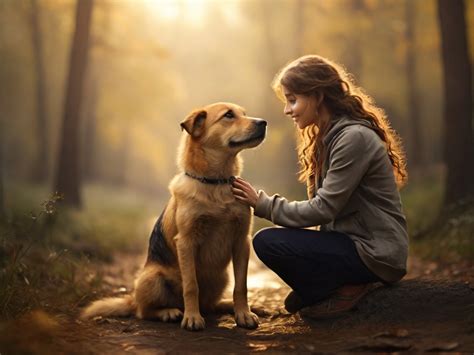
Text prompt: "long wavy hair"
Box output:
[[272, 55, 407, 196]]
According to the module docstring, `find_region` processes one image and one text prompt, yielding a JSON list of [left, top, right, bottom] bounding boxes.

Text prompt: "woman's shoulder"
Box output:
[[333, 122, 381, 146], [327, 123, 385, 161]]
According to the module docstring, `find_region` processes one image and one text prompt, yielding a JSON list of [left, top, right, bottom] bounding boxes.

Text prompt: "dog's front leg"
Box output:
[[175, 234, 205, 331], [232, 237, 259, 329]]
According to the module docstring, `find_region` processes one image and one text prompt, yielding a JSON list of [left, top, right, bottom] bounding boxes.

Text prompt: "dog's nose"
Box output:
[[256, 120, 267, 127]]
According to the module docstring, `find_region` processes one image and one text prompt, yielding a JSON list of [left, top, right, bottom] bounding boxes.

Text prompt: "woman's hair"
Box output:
[[272, 55, 407, 195]]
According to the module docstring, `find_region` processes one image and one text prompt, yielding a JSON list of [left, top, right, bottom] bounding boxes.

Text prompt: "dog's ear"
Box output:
[[180, 110, 207, 138]]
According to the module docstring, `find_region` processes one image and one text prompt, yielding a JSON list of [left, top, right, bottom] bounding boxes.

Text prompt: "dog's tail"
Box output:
[[80, 295, 136, 320]]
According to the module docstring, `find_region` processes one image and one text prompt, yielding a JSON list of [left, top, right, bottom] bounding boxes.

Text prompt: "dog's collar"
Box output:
[[184, 172, 235, 185]]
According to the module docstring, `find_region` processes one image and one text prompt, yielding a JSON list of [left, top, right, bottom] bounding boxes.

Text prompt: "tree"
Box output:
[[81, 72, 98, 182], [29, 0, 49, 182], [437, 0, 474, 207], [0, 118, 5, 219], [54, 0, 94, 207], [341, 0, 367, 79], [405, 0, 423, 169]]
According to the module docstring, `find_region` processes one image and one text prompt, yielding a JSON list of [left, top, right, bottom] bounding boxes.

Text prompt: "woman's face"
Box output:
[[282, 86, 319, 129]]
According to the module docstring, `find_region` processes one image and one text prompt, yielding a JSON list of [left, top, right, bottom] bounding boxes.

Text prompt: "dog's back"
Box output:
[[146, 207, 177, 267]]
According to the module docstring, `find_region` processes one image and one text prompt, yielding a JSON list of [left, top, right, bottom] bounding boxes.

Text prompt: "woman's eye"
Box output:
[[224, 111, 235, 119]]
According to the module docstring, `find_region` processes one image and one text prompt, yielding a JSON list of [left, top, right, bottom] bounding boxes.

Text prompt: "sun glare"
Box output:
[[144, 0, 209, 24]]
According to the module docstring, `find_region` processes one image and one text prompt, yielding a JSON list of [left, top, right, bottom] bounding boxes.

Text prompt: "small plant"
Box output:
[[0, 192, 63, 318]]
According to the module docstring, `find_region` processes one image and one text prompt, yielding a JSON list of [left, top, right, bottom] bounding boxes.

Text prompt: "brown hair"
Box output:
[[272, 55, 407, 196]]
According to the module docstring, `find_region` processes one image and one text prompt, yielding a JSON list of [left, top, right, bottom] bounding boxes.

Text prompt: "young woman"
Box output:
[[232, 55, 408, 319]]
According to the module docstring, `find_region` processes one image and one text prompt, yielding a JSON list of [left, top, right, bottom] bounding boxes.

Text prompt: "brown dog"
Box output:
[[81, 102, 266, 330]]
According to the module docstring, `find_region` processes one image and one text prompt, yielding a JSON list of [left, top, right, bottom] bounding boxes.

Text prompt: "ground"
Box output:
[[1, 251, 473, 354]]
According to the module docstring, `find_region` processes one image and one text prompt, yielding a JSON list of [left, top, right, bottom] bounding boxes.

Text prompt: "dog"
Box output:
[[81, 102, 267, 331]]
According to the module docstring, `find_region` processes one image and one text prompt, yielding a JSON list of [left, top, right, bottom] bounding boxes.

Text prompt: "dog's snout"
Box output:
[[255, 120, 267, 127]]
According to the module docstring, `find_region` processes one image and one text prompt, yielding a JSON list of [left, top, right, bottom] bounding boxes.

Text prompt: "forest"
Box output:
[[0, 0, 473, 353]]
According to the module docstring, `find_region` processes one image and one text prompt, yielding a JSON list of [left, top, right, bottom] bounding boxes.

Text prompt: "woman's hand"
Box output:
[[232, 177, 259, 208]]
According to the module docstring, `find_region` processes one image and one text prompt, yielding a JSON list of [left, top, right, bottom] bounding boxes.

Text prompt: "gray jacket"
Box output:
[[254, 116, 408, 283]]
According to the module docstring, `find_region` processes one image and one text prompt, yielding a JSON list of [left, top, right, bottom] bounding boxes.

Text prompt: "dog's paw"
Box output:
[[181, 312, 205, 331], [155, 308, 183, 322], [235, 310, 259, 329]]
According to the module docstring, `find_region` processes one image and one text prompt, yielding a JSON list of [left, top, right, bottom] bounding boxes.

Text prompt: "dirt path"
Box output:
[[2, 252, 473, 354]]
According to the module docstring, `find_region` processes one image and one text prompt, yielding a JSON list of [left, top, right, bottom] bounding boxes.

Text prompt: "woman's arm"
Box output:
[[235, 127, 383, 228]]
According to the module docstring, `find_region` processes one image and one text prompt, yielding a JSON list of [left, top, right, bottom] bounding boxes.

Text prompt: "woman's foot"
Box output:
[[299, 283, 374, 319], [284, 291, 305, 313]]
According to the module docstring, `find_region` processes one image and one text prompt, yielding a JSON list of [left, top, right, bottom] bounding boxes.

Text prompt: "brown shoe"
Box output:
[[299, 283, 373, 319], [284, 291, 305, 314]]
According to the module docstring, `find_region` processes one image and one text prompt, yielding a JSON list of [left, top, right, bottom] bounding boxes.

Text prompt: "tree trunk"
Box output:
[[82, 73, 98, 182], [405, 0, 423, 169], [29, 0, 49, 182], [0, 118, 5, 219], [341, 0, 366, 80], [116, 122, 131, 185], [437, 0, 474, 206], [54, 0, 94, 208]]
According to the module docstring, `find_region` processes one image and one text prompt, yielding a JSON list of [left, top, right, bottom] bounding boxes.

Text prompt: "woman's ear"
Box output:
[[180, 110, 207, 138]]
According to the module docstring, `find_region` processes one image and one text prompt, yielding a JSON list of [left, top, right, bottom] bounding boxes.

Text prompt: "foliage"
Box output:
[[401, 166, 444, 237], [0, 193, 73, 319], [0, 183, 158, 319], [401, 167, 474, 262]]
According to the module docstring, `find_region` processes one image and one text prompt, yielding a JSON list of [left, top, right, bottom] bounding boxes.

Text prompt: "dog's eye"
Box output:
[[224, 110, 235, 119]]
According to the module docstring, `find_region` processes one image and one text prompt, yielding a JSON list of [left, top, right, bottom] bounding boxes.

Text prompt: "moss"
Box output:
[[411, 199, 474, 262]]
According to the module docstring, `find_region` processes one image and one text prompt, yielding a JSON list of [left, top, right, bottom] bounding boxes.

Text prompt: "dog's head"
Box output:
[[180, 102, 266, 152]]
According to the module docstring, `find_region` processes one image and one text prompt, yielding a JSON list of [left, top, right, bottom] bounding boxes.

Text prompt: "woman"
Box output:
[[232, 55, 408, 319]]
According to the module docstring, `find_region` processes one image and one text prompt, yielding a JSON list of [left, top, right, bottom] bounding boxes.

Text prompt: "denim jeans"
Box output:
[[253, 227, 382, 306]]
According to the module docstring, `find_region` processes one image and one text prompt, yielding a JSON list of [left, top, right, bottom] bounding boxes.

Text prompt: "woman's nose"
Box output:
[[284, 105, 291, 115]]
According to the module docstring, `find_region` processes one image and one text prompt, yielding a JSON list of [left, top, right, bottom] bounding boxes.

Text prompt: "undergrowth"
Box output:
[[0, 183, 161, 319]]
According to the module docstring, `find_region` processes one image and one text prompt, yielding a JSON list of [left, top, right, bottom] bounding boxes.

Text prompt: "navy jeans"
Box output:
[[253, 227, 381, 306]]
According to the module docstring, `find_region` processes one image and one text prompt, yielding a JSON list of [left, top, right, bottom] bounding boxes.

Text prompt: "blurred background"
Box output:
[[2, 0, 472, 200], [0, 0, 473, 321]]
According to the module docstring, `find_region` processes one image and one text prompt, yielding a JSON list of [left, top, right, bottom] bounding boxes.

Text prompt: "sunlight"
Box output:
[[144, 0, 209, 25], [247, 271, 282, 289]]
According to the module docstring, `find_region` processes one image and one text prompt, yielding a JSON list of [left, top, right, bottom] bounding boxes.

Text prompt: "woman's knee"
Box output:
[[252, 227, 281, 260]]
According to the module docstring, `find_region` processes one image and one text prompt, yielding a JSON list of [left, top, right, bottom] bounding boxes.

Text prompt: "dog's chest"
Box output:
[[194, 202, 249, 237], [191, 202, 250, 255]]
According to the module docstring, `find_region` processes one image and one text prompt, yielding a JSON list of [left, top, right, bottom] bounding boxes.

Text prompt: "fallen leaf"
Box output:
[[394, 328, 409, 337], [374, 328, 409, 338], [425, 342, 459, 351]]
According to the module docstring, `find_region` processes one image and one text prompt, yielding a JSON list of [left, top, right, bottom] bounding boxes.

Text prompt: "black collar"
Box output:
[[185, 172, 235, 185]]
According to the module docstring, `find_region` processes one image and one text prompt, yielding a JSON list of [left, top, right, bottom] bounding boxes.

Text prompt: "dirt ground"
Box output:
[[1, 251, 473, 354]]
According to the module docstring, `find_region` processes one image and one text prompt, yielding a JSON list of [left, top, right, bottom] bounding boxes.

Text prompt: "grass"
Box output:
[[0, 182, 167, 320], [400, 166, 474, 262], [6, 182, 166, 258], [400, 172, 444, 238]]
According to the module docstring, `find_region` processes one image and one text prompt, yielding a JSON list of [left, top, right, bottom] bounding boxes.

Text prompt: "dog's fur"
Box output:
[[81, 103, 266, 330]]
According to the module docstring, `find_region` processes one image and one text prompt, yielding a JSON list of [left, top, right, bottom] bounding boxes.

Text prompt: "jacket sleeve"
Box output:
[[253, 127, 380, 228]]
